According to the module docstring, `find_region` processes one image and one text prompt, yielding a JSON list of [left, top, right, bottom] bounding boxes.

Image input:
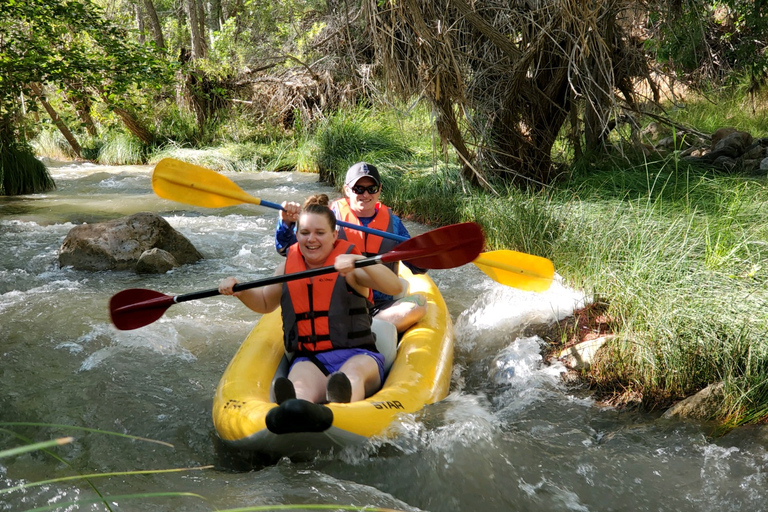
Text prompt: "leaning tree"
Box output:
[[0, 0, 169, 194], [364, 0, 654, 188]]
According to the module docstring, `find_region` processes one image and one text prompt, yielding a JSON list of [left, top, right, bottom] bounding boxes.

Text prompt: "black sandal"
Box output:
[[273, 377, 296, 404], [326, 372, 352, 403]]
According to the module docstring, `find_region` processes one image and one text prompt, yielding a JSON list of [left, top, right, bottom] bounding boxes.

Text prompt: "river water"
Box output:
[[2, 162, 767, 511]]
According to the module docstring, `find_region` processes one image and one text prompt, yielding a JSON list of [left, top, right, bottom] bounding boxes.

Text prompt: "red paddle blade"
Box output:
[[110, 288, 175, 330], [384, 222, 485, 269]]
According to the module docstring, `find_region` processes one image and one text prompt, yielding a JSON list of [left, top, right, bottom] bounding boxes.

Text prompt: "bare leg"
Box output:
[[288, 361, 328, 404], [336, 354, 382, 401], [374, 293, 427, 333]]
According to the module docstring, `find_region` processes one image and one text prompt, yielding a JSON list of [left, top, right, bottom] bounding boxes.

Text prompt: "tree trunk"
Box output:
[[135, 3, 145, 44], [65, 84, 98, 137], [142, 0, 166, 50], [97, 90, 155, 144], [432, 95, 479, 188], [186, 0, 207, 59], [207, 0, 222, 32], [110, 105, 154, 144], [28, 83, 83, 158], [184, 0, 205, 60]]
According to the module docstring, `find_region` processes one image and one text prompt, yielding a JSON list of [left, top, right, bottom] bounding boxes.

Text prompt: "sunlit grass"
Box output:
[[311, 107, 413, 185], [379, 141, 768, 422], [665, 88, 768, 136], [97, 131, 146, 165], [30, 129, 76, 160]]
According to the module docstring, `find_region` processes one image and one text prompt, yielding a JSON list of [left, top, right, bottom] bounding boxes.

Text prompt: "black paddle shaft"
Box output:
[[173, 254, 385, 304]]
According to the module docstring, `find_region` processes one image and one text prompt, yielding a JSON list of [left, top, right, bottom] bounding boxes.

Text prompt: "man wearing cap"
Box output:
[[275, 161, 427, 332]]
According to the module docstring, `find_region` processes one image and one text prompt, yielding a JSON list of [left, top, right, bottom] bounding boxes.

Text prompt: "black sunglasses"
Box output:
[[350, 184, 380, 195]]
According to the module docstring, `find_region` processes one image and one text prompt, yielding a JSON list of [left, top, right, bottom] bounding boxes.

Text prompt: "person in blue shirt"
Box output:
[[275, 162, 427, 332]]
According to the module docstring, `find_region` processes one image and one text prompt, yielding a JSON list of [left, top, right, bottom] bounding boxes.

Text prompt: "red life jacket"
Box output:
[[281, 240, 375, 353], [332, 198, 399, 273]]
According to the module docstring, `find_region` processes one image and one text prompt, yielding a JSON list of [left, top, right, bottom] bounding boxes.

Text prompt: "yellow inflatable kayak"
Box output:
[[212, 266, 453, 459]]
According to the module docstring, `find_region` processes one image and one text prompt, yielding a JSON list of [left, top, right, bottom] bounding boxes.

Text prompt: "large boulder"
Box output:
[[59, 212, 203, 272]]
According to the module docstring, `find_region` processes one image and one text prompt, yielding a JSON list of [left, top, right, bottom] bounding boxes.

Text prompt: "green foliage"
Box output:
[[312, 109, 413, 186], [30, 129, 77, 160], [97, 131, 146, 165], [0, 0, 173, 146], [151, 103, 200, 145], [648, 1, 768, 89], [0, 143, 56, 195], [648, 2, 710, 74]]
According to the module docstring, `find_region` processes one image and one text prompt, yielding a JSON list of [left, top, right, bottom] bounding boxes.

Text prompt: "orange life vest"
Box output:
[[281, 240, 375, 353], [332, 198, 400, 273]]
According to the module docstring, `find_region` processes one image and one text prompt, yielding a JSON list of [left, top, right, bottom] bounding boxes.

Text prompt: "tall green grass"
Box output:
[[97, 131, 146, 165], [666, 89, 768, 136], [309, 108, 414, 185], [0, 144, 56, 195], [379, 138, 768, 425], [544, 154, 768, 420], [30, 129, 77, 161]]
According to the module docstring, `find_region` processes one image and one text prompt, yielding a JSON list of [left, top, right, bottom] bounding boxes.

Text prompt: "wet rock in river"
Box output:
[[58, 211, 203, 272]]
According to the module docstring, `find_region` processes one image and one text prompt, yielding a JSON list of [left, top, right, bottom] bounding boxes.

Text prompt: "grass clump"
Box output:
[[30, 129, 77, 160], [541, 154, 768, 421], [0, 144, 56, 195], [379, 137, 768, 426], [97, 131, 146, 165], [311, 108, 413, 185]]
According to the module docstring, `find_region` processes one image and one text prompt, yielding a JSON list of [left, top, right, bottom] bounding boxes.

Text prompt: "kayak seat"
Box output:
[[371, 317, 398, 373]]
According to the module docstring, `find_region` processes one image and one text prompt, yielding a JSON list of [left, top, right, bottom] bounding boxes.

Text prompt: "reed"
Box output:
[[30, 129, 76, 160], [312, 108, 413, 185], [97, 131, 146, 165], [0, 144, 56, 195], [0, 423, 404, 511]]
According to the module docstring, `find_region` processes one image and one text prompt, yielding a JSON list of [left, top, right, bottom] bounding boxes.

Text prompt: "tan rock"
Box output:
[[59, 212, 203, 272], [558, 335, 614, 370], [662, 382, 724, 420], [136, 248, 178, 274]]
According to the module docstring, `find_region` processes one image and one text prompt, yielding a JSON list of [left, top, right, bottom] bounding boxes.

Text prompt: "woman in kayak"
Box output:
[[275, 162, 427, 333], [219, 194, 404, 404]]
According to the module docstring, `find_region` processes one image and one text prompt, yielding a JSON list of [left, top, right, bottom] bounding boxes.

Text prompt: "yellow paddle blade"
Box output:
[[473, 250, 555, 292], [152, 158, 261, 208]]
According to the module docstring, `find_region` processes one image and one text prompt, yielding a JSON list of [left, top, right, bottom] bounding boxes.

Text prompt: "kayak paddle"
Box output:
[[152, 157, 403, 241], [473, 250, 554, 292], [110, 222, 484, 330], [151, 158, 555, 291]]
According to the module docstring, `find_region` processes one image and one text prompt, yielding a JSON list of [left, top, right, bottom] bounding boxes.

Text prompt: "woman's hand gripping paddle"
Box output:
[[110, 222, 484, 330], [151, 158, 557, 292]]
